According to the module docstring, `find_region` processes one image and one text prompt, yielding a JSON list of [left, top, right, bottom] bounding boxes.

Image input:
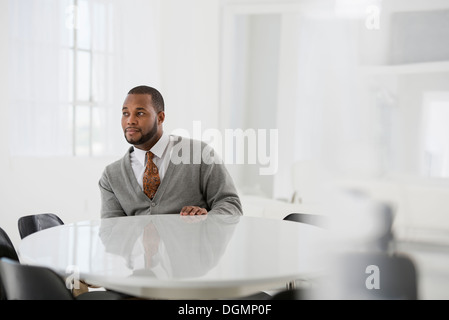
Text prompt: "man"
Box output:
[[99, 85, 243, 218]]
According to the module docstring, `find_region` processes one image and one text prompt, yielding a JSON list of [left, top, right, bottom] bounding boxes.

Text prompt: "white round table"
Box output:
[[18, 214, 326, 299]]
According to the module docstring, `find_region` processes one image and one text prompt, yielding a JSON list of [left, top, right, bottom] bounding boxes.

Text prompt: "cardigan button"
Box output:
[[151, 202, 156, 207]]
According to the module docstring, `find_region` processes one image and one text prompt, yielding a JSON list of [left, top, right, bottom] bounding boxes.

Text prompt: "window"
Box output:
[[8, 0, 115, 157], [67, 0, 114, 156]]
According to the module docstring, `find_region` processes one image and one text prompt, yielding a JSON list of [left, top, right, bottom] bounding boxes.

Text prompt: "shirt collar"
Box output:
[[132, 132, 169, 167], [151, 132, 169, 159]]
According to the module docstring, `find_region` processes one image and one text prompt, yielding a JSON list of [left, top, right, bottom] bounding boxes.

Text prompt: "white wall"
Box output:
[[159, 0, 220, 136]]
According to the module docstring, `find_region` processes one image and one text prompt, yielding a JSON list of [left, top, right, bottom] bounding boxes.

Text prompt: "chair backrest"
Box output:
[[285, 203, 395, 251], [0, 227, 19, 262], [270, 288, 314, 300], [333, 251, 418, 300], [283, 213, 327, 228], [18, 213, 64, 239], [373, 203, 395, 252], [0, 228, 20, 300], [0, 257, 74, 300]]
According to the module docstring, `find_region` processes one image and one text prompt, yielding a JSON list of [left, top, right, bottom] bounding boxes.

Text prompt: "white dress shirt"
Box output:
[[129, 132, 173, 190]]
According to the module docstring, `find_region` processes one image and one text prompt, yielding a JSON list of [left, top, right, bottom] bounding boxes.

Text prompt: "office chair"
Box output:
[[0, 227, 20, 300], [229, 291, 272, 300], [372, 203, 395, 252], [281, 212, 329, 294], [18, 213, 64, 239], [283, 212, 327, 228], [270, 288, 316, 300], [284, 203, 395, 252], [0, 227, 19, 262], [0, 257, 133, 300], [333, 251, 418, 300], [270, 251, 418, 300]]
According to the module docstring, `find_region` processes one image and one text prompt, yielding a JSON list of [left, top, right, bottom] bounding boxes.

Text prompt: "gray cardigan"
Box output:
[[99, 137, 243, 218]]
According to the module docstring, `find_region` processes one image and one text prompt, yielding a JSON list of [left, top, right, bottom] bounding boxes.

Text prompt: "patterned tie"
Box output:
[[143, 151, 160, 199]]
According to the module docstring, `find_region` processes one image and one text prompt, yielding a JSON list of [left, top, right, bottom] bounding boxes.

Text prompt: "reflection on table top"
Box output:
[[18, 214, 326, 299]]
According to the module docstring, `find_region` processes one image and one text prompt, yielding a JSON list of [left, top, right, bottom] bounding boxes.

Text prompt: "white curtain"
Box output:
[[9, 0, 73, 156], [8, 0, 161, 157]]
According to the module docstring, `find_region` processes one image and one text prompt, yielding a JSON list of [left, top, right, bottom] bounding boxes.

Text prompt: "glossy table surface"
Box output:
[[18, 214, 326, 299]]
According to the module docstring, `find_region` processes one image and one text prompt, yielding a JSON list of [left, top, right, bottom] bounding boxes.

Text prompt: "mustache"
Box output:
[[125, 127, 141, 132]]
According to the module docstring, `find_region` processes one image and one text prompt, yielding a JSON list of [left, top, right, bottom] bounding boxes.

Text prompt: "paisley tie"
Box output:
[[143, 151, 160, 199]]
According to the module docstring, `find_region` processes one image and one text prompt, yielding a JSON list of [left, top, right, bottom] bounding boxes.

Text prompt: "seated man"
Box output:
[[99, 85, 242, 218]]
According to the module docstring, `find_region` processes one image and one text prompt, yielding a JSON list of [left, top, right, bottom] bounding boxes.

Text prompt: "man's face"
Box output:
[[121, 94, 164, 150]]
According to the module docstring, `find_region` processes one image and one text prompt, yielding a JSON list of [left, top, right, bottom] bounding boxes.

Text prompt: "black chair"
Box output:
[[333, 251, 418, 300], [0, 227, 20, 300], [281, 213, 329, 294], [271, 251, 418, 300], [285, 204, 395, 252], [0, 257, 132, 300], [18, 213, 64, 239], [0, 227, 19, 262], [283, 213, 327, 228], [372, 203, 395, 252], [270, 288, 314, 300], [229, 291, 272, 300]]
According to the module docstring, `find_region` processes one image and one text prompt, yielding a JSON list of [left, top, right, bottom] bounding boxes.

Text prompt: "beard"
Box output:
[[125, 117, 158, 146]]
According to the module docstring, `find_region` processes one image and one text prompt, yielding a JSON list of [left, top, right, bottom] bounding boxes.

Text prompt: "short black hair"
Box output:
[[128, 85, 165, 112]]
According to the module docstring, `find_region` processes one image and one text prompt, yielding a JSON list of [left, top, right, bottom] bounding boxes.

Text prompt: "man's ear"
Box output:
[[157, 111, 165, 125]]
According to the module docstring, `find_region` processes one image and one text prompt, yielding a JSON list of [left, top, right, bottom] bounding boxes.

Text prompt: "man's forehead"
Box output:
[[123, 94, 153, 108]]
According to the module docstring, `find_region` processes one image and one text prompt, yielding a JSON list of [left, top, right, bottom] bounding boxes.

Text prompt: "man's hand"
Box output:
[[180, 206, 208, 216]]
